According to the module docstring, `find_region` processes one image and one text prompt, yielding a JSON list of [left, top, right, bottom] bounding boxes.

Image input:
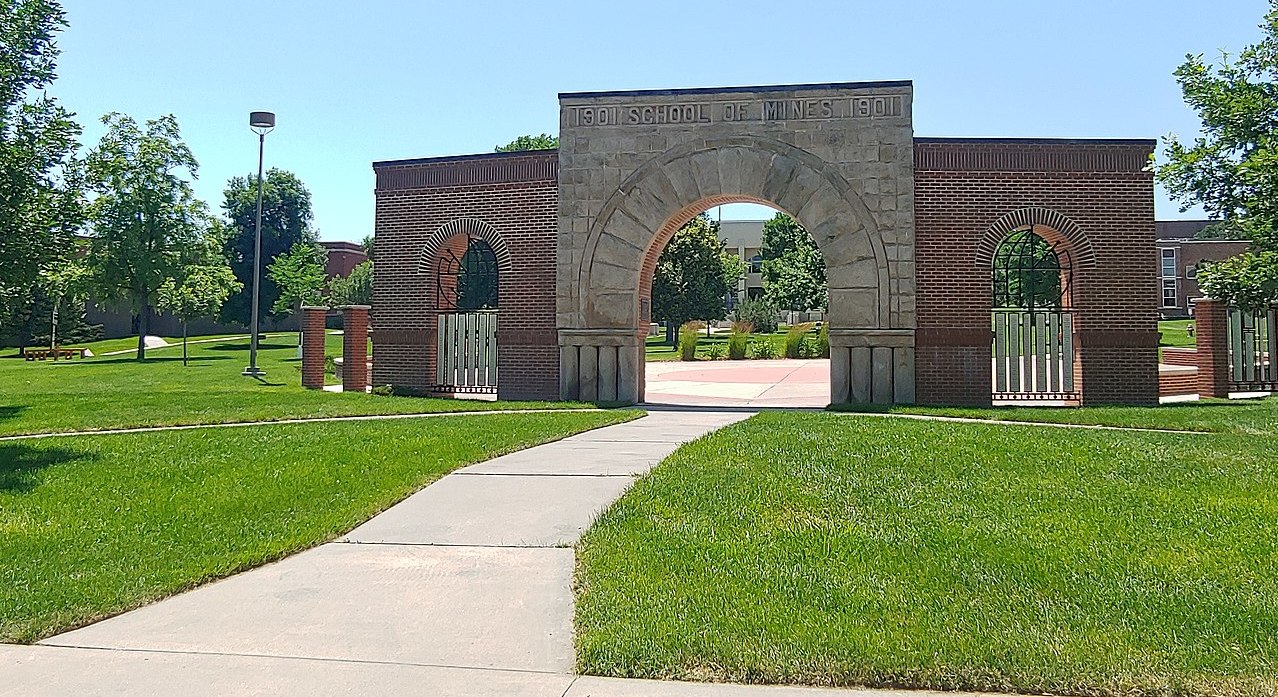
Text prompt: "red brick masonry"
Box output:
[[341, 305, 370, 393], [372, 139, 1158, 406], [301, 306, 328, 390], [1193, 299, 1231, 398]]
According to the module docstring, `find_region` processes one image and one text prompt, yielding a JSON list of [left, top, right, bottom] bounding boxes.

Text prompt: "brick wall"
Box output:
[[914, 138, 1160, 406], [373, 139, 1159, 407], [372, 151, 560, 400]]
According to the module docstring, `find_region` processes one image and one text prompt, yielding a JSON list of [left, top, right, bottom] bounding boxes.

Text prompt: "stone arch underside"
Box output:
[[576, 136, 892, 332], [561, 136, 913, 406]]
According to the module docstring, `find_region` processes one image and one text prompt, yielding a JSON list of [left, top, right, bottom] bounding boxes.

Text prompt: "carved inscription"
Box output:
[[565, 95, 903, 127]]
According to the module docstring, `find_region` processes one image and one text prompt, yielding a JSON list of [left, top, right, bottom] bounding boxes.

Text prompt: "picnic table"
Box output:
[[25, 347, 88, 361]]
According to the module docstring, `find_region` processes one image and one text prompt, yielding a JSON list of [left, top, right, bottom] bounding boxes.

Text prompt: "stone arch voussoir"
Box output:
[[579, 136, 889, 328]]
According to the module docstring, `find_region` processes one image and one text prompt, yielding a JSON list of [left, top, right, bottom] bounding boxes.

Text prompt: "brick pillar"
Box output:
[[300, 306, 328, 389], [1193, 298, 1230, 398], [340, 305, 370, 394]]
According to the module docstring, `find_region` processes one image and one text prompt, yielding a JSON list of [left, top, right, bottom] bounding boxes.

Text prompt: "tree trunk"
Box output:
[[183, 319, 189, 367], [136, 297, 149, 361], [665, 322, 676, 346]]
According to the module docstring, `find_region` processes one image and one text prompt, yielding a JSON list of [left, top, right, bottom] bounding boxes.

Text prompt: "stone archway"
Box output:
[[555, 82, 918, 405]]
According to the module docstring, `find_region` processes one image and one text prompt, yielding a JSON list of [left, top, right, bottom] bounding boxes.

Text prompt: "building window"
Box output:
[[1160, 248, 1177, 278], [1162, 278, 1178, 308], [1185, 264, 1197, 279], [748, 254, 763, 274], [747, 286, 764, 300]]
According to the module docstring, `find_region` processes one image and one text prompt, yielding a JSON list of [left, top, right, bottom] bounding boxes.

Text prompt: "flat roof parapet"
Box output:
[[559, 80, 912, 100]]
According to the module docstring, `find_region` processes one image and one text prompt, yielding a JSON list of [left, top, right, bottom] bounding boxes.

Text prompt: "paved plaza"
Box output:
[[644, 359, 830, 408]]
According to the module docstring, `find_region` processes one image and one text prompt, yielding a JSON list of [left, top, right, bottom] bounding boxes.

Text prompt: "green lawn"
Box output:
[[1160, 319, 1195, 349], [1, 409, 635, 643], [852, 396, 1278, 436], [0, 333, 589, 436], [576, 409, 1278, 697], [645, 328, 800, 361]]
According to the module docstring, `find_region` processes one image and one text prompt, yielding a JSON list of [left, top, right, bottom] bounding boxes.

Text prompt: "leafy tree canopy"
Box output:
[[267, 241, 328, 315], [156, 224, 241, 364], [651, 214, 744, 335], [0, 0, 83, 321], [221, 168, 316, 324], [329, 260, 373, 307], [760, 213, 826, 311], [1159, 2, 1278, 307], [495, 134, 558, 152], [85, 112, 209, 359]]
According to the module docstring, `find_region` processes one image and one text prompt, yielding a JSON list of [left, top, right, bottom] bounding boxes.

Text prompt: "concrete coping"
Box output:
[[335, 305, 372, 311], [300, 305, 330, 311]]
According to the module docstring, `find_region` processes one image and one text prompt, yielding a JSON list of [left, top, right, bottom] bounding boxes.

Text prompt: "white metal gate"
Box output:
[[992, 310, 1077, 401], [1228, 306, 1277, 392], [434, 311, 498, 394]]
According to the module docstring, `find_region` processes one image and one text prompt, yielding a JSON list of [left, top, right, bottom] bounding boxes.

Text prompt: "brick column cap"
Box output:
[[336, 305, 372, 311], [301, 305, 330, 311]]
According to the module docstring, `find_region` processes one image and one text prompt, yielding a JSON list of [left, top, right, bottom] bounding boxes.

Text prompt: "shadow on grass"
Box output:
[[205, 342, 297, 352], [0, 444, 97, 493], [0, 405, 28, 421], [72, 356, 234, 366]]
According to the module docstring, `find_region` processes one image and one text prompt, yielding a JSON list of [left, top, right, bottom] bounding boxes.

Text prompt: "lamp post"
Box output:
[[242, 111, 275, 377]]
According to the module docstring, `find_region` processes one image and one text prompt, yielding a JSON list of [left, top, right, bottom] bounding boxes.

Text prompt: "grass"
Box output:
[[1159, 319, 1195, 349], [645, 327, 802, 362], [0, 332, 591, 437], [845, 395, 1278, 436], [1, 409, 636, 643], [576, 410, 1278, 697]]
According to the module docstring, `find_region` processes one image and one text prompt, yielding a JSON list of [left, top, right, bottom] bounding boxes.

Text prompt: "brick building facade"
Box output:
[[372, 81, 1158, 406]]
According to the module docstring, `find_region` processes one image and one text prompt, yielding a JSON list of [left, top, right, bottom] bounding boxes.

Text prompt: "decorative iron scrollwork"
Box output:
[[435, 237, 499, 311]]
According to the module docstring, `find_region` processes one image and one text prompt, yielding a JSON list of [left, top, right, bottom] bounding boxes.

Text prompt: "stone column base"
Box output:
[[828, 329, 915, 405], [559, 329, 642, 404]]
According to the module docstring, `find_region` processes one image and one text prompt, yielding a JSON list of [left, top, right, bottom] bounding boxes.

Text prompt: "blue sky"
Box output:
[[54, 0, 1267, 240]]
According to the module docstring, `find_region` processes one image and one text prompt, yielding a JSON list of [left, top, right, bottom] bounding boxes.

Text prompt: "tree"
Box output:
[[39, 254, 89, 349], [329, 260, 372, 307], [85, 113, 208, 360], [268, 241, 328, 315], [156, 226, 241, 365], [220, 168, 316, 325], [759, 213, 827, 311], [1159, 1, 1278, 307], [651, 214, 744, 344], [361, 234, 375, 261], [0, 0, 83, 328], [495, 134, 558, 152]]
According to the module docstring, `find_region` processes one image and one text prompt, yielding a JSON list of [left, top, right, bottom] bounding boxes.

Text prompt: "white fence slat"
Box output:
[[991, 313, 1001, 391], [1062, 313, 1075, 393], [1267, 307, 1277, 384]]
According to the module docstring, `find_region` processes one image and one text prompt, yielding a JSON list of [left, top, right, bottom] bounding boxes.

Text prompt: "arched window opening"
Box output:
[[990, 226, 1077, 404], [992, 228, 1071, 311], [432, 235, 500, 396], [436, 237, 499, 311]]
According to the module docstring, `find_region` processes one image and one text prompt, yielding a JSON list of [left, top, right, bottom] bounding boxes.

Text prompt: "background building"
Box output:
[[1154, 220, 1248, 319], [717, 219, 766, 305]]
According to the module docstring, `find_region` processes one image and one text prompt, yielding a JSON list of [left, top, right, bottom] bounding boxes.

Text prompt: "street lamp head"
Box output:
[[249, 111, 276, 132]]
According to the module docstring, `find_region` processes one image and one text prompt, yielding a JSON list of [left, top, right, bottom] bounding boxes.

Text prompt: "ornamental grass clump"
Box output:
[[750, 336, 779, 359], [784, 322, 815, 358], [678, 321, 704, 361], [727, 321, 752, 360]]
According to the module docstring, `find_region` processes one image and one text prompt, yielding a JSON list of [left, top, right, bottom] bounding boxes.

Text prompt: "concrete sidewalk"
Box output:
[[0, 409, 919, 697]]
